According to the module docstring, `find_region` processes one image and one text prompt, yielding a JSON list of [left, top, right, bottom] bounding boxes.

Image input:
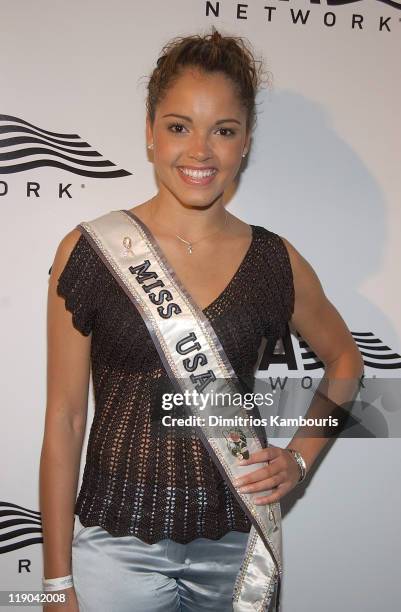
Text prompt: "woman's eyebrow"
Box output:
[[162, 113, 241, 125]]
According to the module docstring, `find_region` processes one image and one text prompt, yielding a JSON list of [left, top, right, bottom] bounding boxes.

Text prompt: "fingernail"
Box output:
[[233, 478, 242, 487]]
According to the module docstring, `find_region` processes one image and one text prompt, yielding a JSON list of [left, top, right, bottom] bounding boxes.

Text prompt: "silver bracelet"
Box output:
[[286, 448, 307, 483], [42, 574, 74, 592]]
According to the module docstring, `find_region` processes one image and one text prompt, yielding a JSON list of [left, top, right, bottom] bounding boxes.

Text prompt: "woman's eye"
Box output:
[[168, 123, 187, 134], [216, 127, 236, 137]]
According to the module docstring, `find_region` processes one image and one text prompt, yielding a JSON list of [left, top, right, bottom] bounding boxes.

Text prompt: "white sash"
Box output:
[[77, 209, 283, 612]]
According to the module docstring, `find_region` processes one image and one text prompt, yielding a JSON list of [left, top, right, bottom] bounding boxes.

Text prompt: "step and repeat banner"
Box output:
[[1, 1, 400, 610]]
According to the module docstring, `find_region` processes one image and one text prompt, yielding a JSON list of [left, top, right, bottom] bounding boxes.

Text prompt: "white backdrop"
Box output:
[[1, 1, 400, 610]]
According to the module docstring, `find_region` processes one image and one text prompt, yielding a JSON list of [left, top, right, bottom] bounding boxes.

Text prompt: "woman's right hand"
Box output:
[[43, 586, 79, 612]]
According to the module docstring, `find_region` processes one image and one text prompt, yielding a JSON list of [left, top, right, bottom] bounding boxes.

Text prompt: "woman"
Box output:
[[40, 28, 363, 612]]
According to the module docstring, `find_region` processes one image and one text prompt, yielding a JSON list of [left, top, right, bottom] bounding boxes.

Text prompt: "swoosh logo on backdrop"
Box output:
[[0, 501, 43, 553], [0, 114, 132, 178], [322, 0, 401, 9], [300, 331, 401, 370]]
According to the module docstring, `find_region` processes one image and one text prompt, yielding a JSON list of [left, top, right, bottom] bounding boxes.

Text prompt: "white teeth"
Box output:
[[179, 168, 216, 179]]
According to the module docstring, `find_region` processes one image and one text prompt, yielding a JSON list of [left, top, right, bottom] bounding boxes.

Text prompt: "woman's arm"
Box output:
[[233, 237, 364, 502], [40, 229, 91, 582], [279, 236, 364, 470]]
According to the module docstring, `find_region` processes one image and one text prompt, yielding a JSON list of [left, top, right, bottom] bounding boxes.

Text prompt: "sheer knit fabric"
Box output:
[[54, 220, 295, 544]]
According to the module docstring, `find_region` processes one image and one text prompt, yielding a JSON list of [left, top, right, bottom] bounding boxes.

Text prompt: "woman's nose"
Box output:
[[188, 135, 213, 161]]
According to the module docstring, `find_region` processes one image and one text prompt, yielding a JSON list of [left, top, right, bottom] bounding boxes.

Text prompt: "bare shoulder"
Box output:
[[49, 228, 83, 283], [58, 228, 83, 258]]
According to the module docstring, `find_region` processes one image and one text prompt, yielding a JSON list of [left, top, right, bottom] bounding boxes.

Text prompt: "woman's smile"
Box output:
[[176, 165, 218, 186]]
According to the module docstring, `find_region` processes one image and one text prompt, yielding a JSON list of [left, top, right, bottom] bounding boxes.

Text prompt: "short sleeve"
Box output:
[[53, 233, 98, 336]]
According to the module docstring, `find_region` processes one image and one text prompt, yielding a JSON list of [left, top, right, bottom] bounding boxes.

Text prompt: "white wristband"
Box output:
[[42, 574, 74, 592]]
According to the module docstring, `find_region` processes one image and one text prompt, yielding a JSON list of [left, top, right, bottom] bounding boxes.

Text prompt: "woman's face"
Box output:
[[147, 67, 251, 209]]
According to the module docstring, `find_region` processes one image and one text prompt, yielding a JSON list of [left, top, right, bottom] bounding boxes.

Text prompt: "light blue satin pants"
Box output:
[[71, 516, 249, 611]]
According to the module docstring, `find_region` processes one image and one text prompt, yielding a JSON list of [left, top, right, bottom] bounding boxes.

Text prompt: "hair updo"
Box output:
[[146, 27, 269, 133]]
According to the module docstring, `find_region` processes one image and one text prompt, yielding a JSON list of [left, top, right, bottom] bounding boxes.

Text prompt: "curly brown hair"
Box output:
[[145, 27, 270, 133]]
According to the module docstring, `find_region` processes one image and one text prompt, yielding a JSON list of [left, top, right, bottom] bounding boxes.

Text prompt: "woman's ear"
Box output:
[[146, 114, 153, 148], [244, 131, 252, 157]]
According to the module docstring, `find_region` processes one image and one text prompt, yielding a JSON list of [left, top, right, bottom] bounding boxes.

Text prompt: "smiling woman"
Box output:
[[144, 73, 251, 214], [40, 26, 363, 612]]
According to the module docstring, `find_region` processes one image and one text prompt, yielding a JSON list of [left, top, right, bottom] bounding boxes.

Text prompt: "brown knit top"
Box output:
[[54, 213, 294, 543]]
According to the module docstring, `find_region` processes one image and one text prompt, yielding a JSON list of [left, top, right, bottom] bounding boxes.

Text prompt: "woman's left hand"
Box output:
[[233, 445, 302, 505]]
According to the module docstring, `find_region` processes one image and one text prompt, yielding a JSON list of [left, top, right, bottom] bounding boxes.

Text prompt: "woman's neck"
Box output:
[[140, 194, 229, 239]]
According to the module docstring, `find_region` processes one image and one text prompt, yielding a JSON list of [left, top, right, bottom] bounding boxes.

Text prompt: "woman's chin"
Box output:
[[175, 182, 226, 206], [176, 191, 224, 208]]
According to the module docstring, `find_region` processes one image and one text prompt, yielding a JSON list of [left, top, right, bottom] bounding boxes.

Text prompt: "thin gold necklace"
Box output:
[[149, 201, 229, 254]]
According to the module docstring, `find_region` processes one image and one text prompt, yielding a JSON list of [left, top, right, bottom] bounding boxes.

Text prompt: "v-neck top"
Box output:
[[123, 208, 256, 314], [54, 211, 295, 543]]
